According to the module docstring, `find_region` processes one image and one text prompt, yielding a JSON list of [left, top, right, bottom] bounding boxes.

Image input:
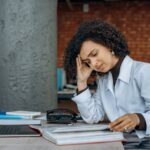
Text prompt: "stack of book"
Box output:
[[0, 111, 41, 125]]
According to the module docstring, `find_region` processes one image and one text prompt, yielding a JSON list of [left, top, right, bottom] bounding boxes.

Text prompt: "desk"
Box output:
[[0, 137, 124, 150]]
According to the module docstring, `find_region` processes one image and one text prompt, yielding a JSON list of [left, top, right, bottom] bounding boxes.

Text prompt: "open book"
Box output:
[[30, 123, 125, 145]]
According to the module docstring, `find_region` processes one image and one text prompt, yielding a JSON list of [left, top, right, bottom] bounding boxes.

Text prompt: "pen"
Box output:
[[0, 114, 30, 119]]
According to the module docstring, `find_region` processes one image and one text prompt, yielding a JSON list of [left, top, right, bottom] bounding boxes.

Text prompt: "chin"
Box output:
[[100, 68, 109, 73], [95, 67, 109, 74], [101, 70, 107, 73]]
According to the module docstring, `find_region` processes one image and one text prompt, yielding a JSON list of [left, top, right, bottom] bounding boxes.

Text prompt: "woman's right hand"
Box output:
[[76, 55, 93, 91]]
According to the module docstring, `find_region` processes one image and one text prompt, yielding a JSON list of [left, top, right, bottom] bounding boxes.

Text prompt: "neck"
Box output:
[[112, 55, 119, 69], [110, 56, 125, 85]]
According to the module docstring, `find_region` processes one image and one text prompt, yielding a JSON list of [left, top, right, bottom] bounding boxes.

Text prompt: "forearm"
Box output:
[[77, 79, 87, 92], [72, 88, 105, 123], [140, 112, 150, 135]]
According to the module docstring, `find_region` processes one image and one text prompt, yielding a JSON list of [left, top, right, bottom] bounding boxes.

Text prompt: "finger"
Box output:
[[76, 57, 81, 69], [112, 120, 129, 132], [126, 121, 137, 130], [78, 55, 82, 66], [112, 119, 135, 132], [123, 122, 135, 132], [109, 114, 131, 128], [109, 117, 125, 129]]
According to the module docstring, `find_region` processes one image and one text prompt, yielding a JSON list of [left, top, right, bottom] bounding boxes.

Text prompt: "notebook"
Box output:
[[0, 125, 41, 137], [6, 111, 41, 119]]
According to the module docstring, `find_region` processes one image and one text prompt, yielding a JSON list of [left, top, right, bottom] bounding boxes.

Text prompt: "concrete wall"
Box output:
[[0, 0, 57, 111]]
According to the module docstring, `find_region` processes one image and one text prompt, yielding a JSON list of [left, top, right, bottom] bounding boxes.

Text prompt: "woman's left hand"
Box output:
[[109, 113, 140, 132]]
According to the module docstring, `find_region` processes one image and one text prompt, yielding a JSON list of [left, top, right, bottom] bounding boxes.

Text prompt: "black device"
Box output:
[[46, 108, 81, 124], [0, 125, 40, 137]]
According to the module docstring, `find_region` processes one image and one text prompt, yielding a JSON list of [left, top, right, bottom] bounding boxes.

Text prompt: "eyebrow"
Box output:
[[81, 49, 96, 62]]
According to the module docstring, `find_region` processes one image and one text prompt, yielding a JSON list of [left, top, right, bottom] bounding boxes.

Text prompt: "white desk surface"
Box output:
[[0, 136, 124, 150]]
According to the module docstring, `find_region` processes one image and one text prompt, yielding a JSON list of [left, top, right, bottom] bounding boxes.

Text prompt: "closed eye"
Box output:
[[91, 52, 97, 57], [91, 49, 98, 57], [81, 49, 97, 66]]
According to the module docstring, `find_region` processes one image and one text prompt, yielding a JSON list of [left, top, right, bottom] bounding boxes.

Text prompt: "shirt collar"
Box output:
[[106, 55, 133, 92], [118, 55, 133, 84]]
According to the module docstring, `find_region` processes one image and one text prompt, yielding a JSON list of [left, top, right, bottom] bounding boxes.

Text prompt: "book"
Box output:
[[30, 123, 125, 145], [0, 119, 41, 125], [6, 111, 41, 119], [49, 123, 109, 133], [0, 125, 41, 137]]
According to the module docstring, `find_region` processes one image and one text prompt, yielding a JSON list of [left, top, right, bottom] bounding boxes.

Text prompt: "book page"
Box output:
[[43, 129, 122, 139], [50, 123, 109, 133]]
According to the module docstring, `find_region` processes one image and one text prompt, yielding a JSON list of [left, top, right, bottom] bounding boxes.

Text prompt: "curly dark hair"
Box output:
[[64, 20, 130, 80]]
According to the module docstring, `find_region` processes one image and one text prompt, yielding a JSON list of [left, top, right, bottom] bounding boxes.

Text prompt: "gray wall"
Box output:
[[0, 0, 57, 111]]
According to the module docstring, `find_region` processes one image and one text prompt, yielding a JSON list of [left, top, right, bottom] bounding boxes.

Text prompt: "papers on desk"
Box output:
[[30, 123, 125, 145], [5, 111, 41, 119]]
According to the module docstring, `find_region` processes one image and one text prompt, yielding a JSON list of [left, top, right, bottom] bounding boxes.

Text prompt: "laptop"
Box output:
[[0, 125, 41, 137]]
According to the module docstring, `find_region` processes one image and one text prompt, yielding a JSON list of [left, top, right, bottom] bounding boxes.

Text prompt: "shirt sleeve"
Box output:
[[76, 87, 88, 95], [72, 80, 105, 124], [135, 113, 146, 130], [136, 64, 150, 135]]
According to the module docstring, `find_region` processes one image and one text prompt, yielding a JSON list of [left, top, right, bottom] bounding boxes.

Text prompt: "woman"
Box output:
[[64, 20, 150, 138]]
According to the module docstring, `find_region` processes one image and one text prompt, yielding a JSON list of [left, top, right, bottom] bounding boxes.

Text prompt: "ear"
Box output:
[[112, 51, 115, 55]]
